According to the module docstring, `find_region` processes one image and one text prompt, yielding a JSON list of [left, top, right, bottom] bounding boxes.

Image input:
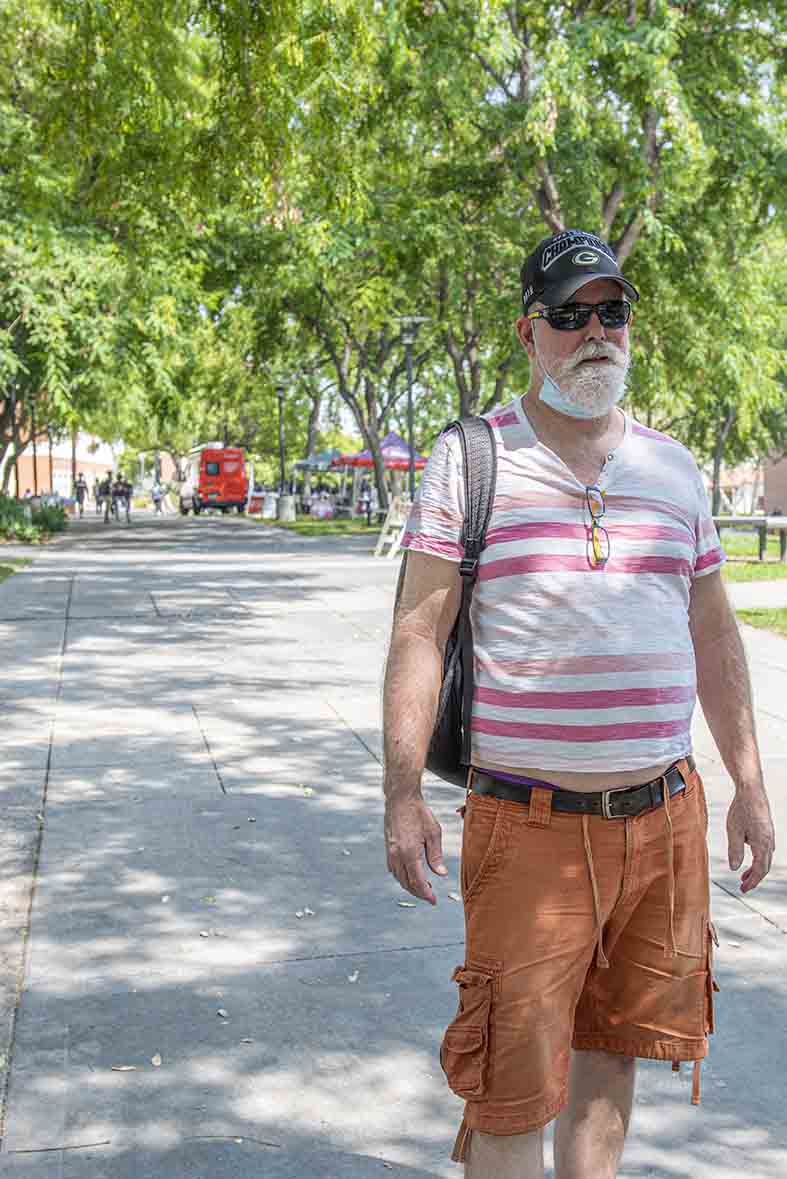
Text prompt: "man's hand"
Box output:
[[385, 795, 448, 905], [726, 786, 775, 893]]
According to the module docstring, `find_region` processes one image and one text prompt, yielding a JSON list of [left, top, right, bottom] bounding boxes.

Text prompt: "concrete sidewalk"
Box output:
[[0, 515, 784, 1177]]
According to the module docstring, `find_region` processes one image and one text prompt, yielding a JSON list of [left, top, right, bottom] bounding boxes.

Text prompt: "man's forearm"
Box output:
[[382, 630, 443, 800], [695, 623, 764, 792]]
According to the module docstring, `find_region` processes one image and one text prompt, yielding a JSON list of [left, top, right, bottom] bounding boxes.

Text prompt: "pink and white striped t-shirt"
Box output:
[[402, 396, 725, 773]]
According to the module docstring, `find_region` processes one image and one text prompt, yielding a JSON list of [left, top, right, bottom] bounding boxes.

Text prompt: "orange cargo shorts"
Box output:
[[441, 760, 719, 1161]]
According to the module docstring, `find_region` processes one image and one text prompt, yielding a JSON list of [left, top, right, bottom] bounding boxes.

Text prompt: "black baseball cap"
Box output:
[[520, 229, 639, 312]]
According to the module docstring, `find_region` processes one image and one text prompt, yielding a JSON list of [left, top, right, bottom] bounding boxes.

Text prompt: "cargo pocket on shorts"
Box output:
[[704, 919, 721, 1035], [440, 963, 500, 1099]]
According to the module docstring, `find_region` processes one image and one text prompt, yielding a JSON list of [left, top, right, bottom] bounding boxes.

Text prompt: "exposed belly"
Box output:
[[474, 758, 676, 793]]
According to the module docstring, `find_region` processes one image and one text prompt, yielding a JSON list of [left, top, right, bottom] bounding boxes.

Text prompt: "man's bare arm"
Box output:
[[689, 571, 775, 891], [382, 551, 462, 903]]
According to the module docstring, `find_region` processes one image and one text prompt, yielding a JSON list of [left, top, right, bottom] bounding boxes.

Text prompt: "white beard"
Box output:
[[550, 342, 630, 417]]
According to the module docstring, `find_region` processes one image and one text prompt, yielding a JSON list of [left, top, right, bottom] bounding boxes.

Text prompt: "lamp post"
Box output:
[[398, 317, 429, 501], [276, 383, 286, 495]]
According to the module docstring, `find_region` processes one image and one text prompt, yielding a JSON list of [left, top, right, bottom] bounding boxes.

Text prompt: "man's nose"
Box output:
[[584, 308, 607, 339]]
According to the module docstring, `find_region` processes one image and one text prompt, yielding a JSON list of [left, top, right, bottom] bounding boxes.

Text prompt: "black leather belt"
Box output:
[[470, 756, 694, 820]]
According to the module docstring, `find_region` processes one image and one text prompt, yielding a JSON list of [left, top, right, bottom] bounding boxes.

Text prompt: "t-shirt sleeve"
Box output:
[[401, 430, 466, 563], [692, 465, 726, 578]]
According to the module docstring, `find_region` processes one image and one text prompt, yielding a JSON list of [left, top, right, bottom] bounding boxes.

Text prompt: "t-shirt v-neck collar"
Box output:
[[512, 395, 630, 491]]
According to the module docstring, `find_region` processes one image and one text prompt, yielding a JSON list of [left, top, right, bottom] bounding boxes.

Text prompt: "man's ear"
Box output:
[[516, 315, 535, 359]]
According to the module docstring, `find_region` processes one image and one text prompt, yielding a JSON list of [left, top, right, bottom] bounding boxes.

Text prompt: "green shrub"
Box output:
[[0, 494, 68, 542], [31, 502, 68, 533]]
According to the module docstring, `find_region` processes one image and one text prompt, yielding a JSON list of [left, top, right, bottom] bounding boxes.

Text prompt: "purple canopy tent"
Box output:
[[331, 431, 427, 470]]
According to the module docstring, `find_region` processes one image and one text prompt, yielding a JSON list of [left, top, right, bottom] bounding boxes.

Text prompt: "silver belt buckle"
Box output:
[[601, 789, 625, 820]]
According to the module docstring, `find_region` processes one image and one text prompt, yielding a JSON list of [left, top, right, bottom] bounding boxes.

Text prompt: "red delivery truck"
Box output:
[[179, 446, 249, 515]]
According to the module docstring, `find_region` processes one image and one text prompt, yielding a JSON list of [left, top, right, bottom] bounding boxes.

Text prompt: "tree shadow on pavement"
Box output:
[[0, 519, 784, 1178]]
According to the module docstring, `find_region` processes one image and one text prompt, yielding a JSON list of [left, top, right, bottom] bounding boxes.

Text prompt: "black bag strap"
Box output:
[[442, 417, 497, 765], [444, 417, 497, 578]]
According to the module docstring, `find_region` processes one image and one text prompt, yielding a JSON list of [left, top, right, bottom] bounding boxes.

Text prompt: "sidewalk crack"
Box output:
[[247, 940, 465, 968], [322, 699, 382, 766], [192, 704, 227, 794], [711, 877, 786, 934]]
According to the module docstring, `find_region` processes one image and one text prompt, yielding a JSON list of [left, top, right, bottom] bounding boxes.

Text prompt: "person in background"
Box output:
[[360, 479, 373, 525], [110, 473, 126, 522], [119, 474, 132, 522], [74, 473, 88, 518], [98, 472, 112, 523], [151, 480, 164, 515]]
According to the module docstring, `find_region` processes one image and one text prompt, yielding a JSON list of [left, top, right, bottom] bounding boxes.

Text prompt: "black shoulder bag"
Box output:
[[394, 416, 497, 787]]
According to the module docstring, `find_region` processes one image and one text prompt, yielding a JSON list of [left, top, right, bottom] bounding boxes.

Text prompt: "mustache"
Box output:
[[566, 341, 628, 369]]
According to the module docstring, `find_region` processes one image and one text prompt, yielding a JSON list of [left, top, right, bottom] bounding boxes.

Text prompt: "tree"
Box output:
[[4, 0, 784, 492], [383, 3, 784, 428]]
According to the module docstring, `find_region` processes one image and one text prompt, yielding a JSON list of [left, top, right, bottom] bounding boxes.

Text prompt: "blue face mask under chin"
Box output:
[[538, 371, 604, 420], [534, 332, 626, 420]]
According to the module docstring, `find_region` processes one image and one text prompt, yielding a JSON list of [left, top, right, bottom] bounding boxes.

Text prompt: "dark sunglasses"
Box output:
[[527, 300, 632, 332]]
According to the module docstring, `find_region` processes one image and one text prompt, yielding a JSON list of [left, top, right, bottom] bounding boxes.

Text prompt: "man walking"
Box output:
[[98, 472, 112, 523], [74, 472, 88, 518], [121, 474, 133, 522], [382, 229, 775, 1178]]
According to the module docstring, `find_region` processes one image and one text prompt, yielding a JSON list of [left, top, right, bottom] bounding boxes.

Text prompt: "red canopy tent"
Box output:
[[331, 431, 427, 471]]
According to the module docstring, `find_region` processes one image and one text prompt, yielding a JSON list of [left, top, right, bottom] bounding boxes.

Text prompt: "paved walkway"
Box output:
[[0, 516, 784, 1177]]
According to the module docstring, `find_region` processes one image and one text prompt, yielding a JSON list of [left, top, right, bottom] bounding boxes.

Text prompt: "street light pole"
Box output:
[[398, 316, 429, 502], [276, 383, 286, 495]]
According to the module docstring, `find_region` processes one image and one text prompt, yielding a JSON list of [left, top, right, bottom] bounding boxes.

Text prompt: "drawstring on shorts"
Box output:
[[581, 813, 610, 969], [662, 776, 678, 960], [673, 1058, 703, 1105]]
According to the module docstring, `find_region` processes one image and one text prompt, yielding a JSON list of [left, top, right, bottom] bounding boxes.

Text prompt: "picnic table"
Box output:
[[713, 515, 787, 561]]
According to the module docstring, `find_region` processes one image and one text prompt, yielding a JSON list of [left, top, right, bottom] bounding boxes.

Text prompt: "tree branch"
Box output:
[[601, 180, 625, 236], [535, 161, 565, 233], [493, 348, 517, 405], [612, 108, 661, 261], [472, 51, 515, 100], [613, 210, 646, 265]]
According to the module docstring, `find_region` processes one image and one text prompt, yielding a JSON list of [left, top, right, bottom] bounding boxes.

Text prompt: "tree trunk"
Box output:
[[71, 427, 77, 495], [361, 437, 389, 514], [1, 443, 14, 493], [711, 407, 736, 515], [10, 385, 20, 496], [303, 385, 321, 460], [31, 396, 38, 494]]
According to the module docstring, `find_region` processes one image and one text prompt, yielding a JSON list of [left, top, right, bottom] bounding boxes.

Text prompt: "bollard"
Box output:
[[277, 494, 297, 523]]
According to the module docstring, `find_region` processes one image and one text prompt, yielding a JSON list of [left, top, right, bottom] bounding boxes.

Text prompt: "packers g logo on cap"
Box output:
[[573, 250, 600, 265]]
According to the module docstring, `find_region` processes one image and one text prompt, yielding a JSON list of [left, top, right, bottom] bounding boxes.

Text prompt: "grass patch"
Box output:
[[718, 528, 783, 559], [722, 561, 787, 583], [0, 557, 31, 584], [737, 608, 787, 638], [255, 517, 381, 538], [718, 527, 787, 582]]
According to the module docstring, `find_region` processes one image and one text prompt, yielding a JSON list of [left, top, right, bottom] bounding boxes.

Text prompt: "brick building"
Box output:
[[763, 456, 787, 514], [9, 433, 120, 498]]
